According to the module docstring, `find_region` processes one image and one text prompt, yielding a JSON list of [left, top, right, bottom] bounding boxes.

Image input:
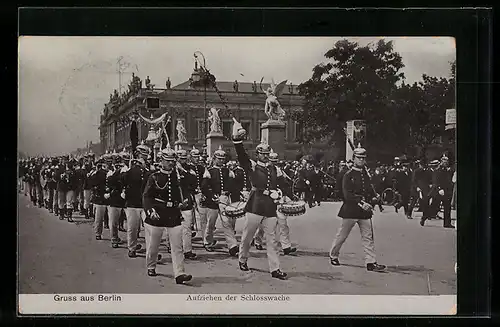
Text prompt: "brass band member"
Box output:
[[328, 147, 386, 272], [142, 146, 192, 284], [232, 125, 288, 280], [88, 156, 110, 240]]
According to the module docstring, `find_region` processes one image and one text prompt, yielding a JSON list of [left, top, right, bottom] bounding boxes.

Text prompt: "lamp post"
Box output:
[[194, 51, 208, 138]]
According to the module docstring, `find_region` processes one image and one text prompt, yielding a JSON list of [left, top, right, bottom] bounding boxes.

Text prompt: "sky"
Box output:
[[18, 36, 456, 156]]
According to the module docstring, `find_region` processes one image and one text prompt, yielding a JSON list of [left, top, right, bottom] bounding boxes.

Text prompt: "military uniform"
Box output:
[[142, 147, 192, 283], [122, 145, 151, 257], [200, 147, 238, 256], [88, 158, 110, 240], [105, 153, 126, 248], [421, 158, 455, 228], [329, 147, 385, 272], [176, 148, 198, 259], [407, 161, 431, 218], [233, 128, 288, 279]]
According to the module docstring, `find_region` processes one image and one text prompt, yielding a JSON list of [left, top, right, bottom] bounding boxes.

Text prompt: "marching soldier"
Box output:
[[57, 158, 72, 221], [200, 146, 238, 256], [420, 156, 455, 228], [122, 143, 151, 258], [105, 152, 126, 248], [175, 147, 198, 260], [232, 122, 288, 280], [142, 146, 193, 283], [89, 155, 111, 240], [189, 146, 206, 238], [82, 155, 94, 219], [328, 146, 386, 272], [336, 161, 348, 201], [66, 159, 80, 222], [269, 150, 297, 255], [407, 160, 430, 219]]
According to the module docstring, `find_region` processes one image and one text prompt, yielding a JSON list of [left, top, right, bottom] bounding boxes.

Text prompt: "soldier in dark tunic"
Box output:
[[105, 152, 126, 248], [407, 160, 430, 219], [142, 146, 192, 284], [200, 146, 238, 256], [232, 124, 288, 280], [88, 156, 110, 240], [328, 147, 386, 272], [336, 161, 348, 201], [175, 148, 198, 260], [122, 144, 151, 258], [420, 156, 455, 228], [189, 146, 206, 239]]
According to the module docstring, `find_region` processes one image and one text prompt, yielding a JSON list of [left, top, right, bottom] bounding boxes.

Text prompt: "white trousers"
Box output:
[[198, 195, 238, 249], [181, 210, 193, 253], [239, 213, 280, 273], [125, 208, 143, 252], [107, 206, 122, 243], [329, 218, 377, 264], [254, 211, 292, 249], [145, 223, 185, 277], [93, 204, 108, 237]]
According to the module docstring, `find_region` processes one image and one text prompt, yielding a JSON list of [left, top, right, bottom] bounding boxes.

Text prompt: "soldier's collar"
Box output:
[[256, 161, 269, 167], [160, 168, 173, 175]]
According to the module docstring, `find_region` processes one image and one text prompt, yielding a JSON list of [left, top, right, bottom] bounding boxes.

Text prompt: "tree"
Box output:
[[399, 60, 455, 159], [294, 39, 406, 158]]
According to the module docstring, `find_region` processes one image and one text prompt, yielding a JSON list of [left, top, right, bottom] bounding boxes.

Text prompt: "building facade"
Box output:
[[99, 66, 336, 160]]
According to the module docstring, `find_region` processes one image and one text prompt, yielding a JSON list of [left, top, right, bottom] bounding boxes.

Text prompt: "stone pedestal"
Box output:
[[206, 132, 226, 159], [261, 120, 286, 159]]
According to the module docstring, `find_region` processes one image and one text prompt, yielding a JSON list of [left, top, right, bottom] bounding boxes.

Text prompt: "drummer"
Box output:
[[200, 146, 239, 256], [231, 121, 289, 280], [269, 150, 297, 255]]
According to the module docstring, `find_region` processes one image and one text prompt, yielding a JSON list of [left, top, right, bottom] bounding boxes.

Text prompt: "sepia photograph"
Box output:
[[18, 36, 457, 315]]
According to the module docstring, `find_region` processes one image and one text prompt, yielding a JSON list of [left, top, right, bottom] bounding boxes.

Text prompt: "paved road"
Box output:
[[18, 194, 456, 295]]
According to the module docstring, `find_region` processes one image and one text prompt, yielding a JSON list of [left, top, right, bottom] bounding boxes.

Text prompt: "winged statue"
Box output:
[[260, 77, 288, 123]]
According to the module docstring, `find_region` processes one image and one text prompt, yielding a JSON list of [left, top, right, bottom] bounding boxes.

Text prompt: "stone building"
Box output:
[[98, 64, 335, 160]]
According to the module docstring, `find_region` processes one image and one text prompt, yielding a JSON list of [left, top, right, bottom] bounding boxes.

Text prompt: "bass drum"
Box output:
[[381, 188, 395, 205], [382, 188, 402, 206]]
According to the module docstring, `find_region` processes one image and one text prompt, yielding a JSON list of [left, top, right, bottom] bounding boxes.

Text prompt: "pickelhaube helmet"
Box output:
[[136, 140, 151, 156], [176, 146, 188, 159], [269, 149, 279, 162], [160, 144, 177, 161], [213, 145, 226, 159], [190, 145, 200, 157], [429, 159, 440, 166], [353, 144, 367, 158], [119, 147, 131, 161], [255, 141, 271, 154]]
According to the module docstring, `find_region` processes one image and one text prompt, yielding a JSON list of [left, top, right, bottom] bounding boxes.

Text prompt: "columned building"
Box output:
[[99, 64, 335, 160]]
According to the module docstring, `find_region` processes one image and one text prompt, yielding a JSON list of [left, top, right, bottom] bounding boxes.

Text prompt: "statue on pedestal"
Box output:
[[145, 76, 151, 89], [166, 77, 171, 89], [208, 107, 222, 134], [260, 78, 288, 123], [233, 80, 239, 92], [176, 120, 187, 143]]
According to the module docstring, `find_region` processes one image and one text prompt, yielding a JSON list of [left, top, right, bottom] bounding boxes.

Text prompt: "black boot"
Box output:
[[59, 208, 65, 220], [271, 270, 287, 280], [54, 206, 59, 216], [67, 209, 73, 222]]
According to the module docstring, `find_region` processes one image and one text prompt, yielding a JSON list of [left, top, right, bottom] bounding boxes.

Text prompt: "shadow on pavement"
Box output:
[[386, 265, 434, 275]]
